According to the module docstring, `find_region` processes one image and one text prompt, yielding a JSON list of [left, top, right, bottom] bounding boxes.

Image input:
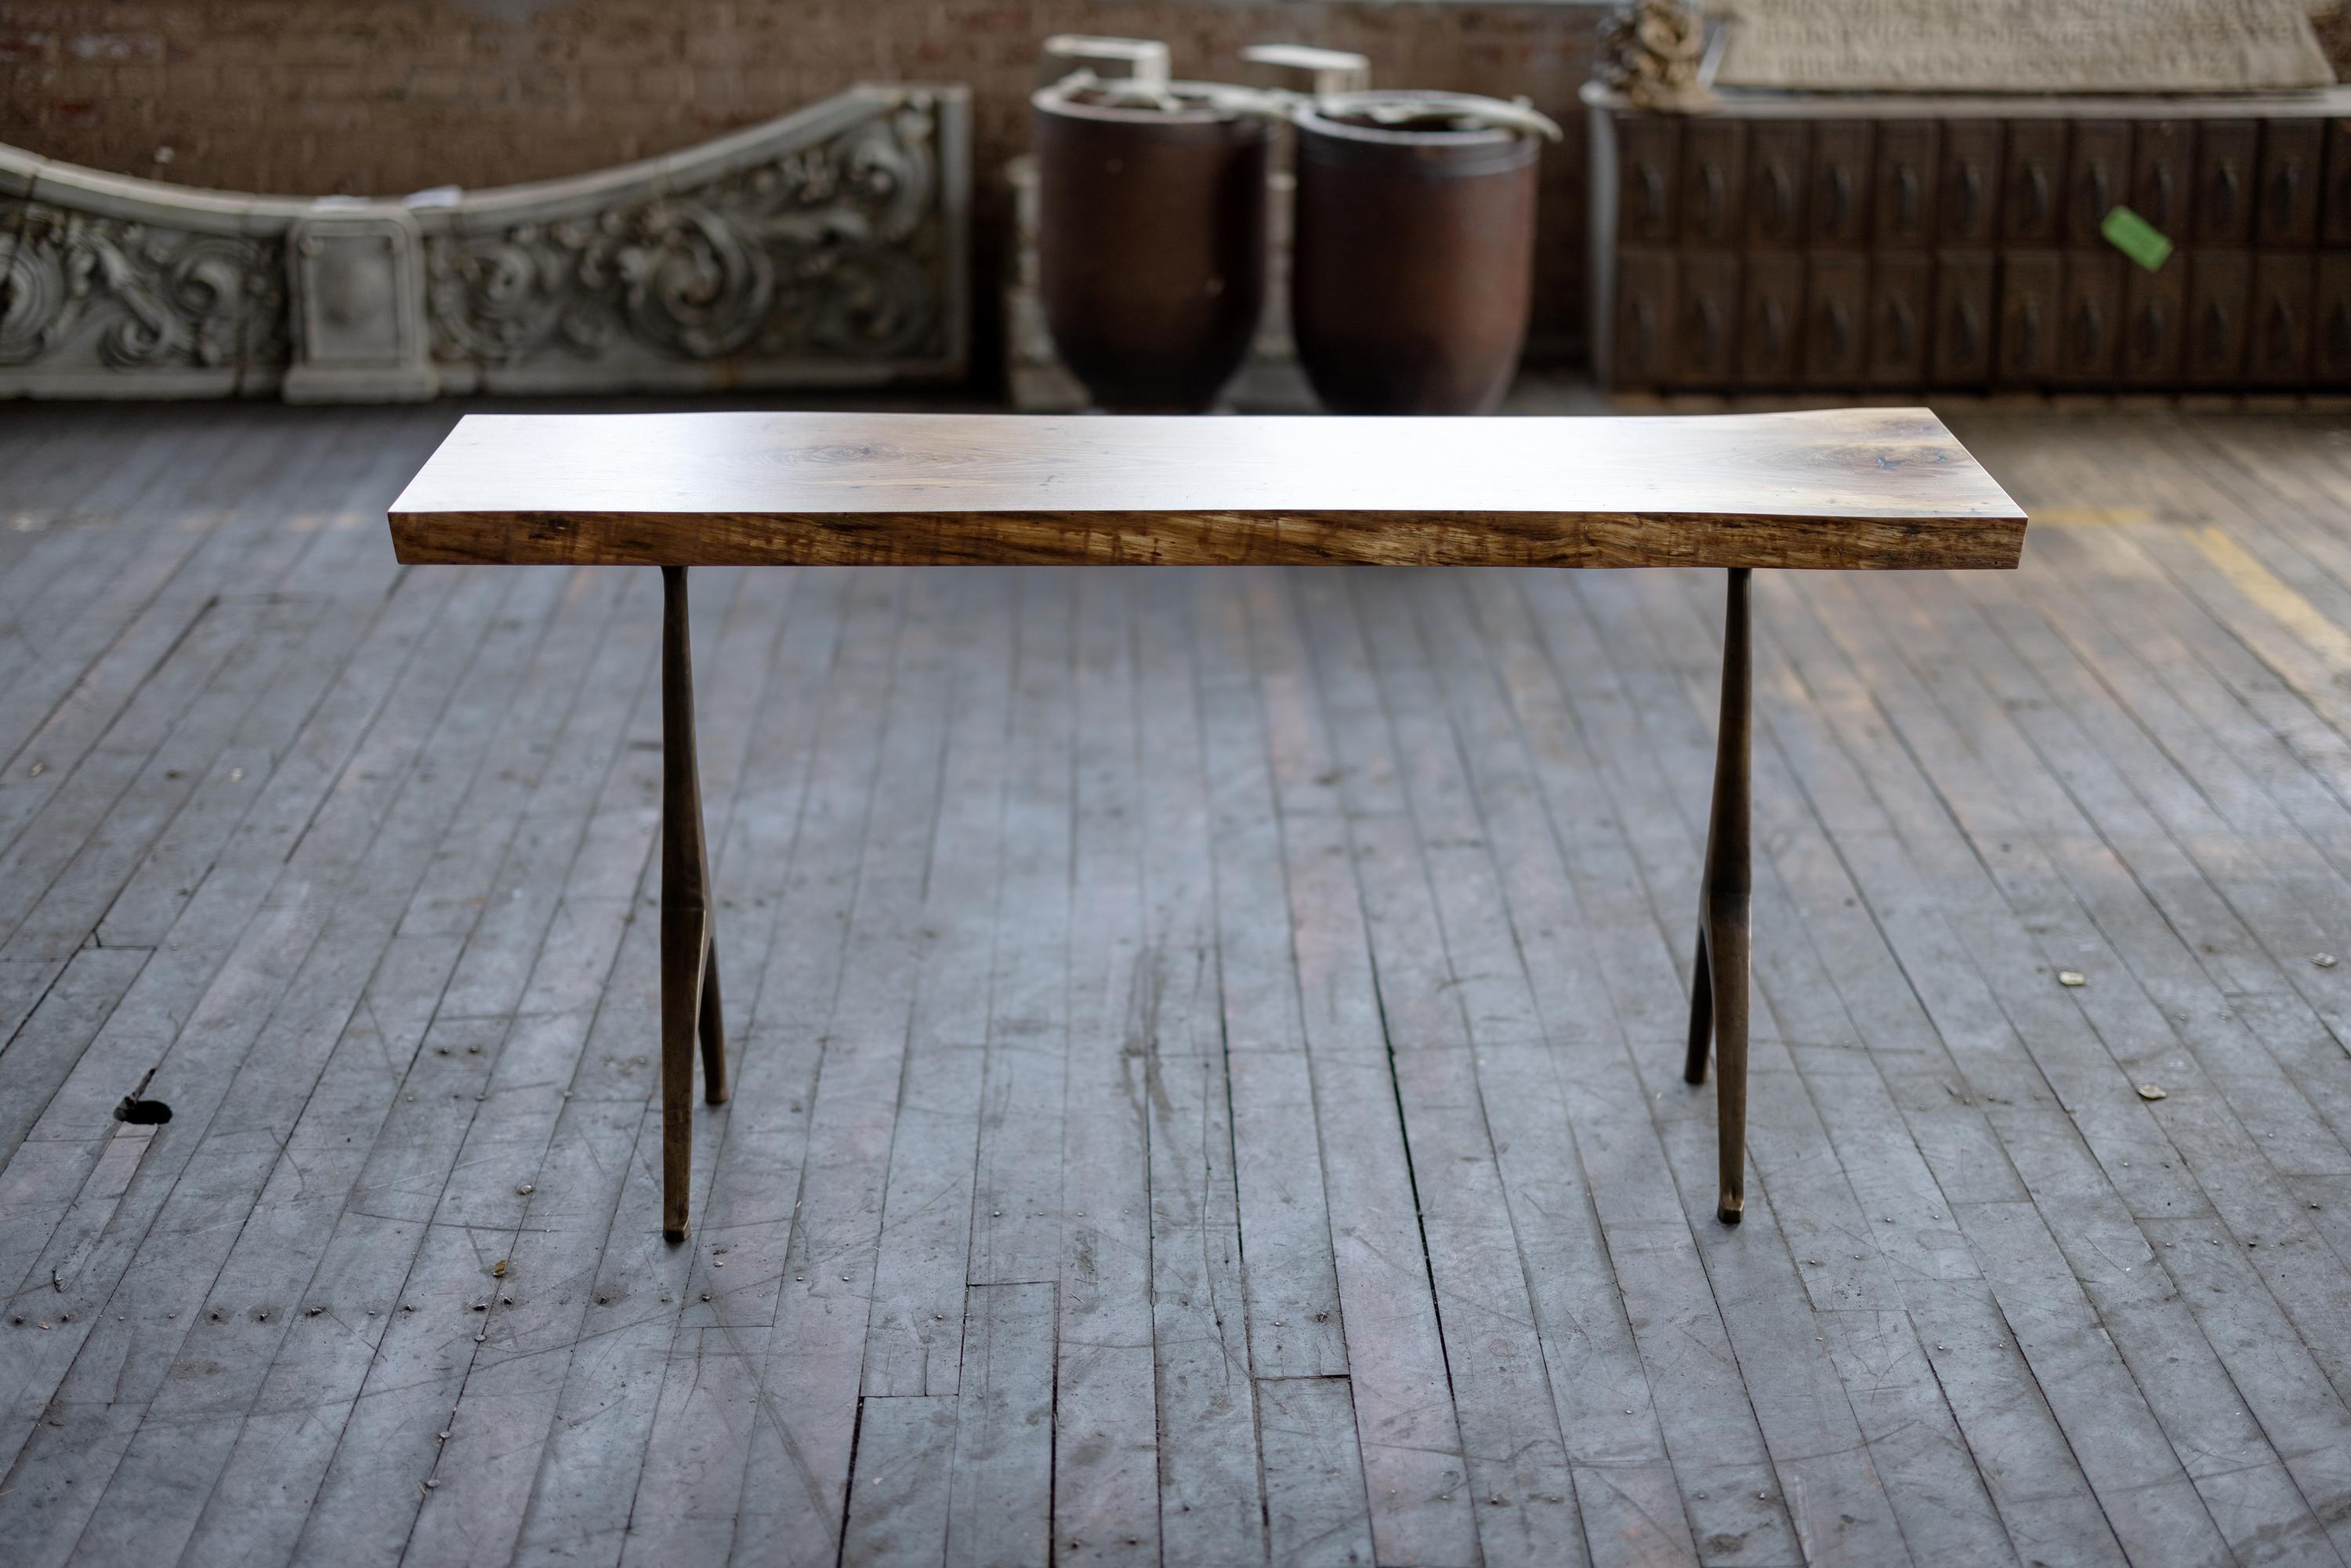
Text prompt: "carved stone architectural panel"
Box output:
[[0, 197, 289, 397], [425, 94, 963, 393], [0, 85, 969, 400]]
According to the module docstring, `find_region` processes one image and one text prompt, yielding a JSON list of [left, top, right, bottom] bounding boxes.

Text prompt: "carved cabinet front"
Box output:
[[1593, 92, 2351, 393]]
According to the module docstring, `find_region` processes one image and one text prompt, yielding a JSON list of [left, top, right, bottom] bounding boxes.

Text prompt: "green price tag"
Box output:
[[2101, 205, 2174, 272]]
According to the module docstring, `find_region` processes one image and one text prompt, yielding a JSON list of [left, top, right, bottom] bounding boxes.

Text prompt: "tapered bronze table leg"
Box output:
[[699, 929, 728, 1105], [660, 566, 722, 1244], [1684, 567, 1751, 1225]]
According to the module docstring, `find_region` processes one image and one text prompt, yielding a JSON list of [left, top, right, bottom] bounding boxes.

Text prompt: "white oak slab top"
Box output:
[[388, 407, 2027, 570]]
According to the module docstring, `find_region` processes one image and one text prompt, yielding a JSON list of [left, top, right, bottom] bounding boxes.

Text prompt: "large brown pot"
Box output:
[[1291, 93, 1541, 415], [1033, 84, 1270, 412]]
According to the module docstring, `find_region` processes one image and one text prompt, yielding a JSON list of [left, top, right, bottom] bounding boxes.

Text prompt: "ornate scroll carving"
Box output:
[[0, 201, 286, 393], [1595, 0, 1715, 112], [0, 84, 969, 400], [425, 103, 949, 381]]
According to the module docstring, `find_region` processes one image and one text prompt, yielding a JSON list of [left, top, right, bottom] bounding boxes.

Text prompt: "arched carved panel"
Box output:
[[0, 85, 968, 400]]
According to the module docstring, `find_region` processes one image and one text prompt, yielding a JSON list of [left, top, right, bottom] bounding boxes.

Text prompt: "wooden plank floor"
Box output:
[[4, 400, 2351, 1568]]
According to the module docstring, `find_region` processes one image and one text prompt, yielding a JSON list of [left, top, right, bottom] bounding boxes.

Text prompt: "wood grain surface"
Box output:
[[387, 407, 2027, 570]]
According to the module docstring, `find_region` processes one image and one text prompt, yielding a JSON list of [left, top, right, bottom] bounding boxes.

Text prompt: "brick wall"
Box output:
[[0, 0, 1607, 373]]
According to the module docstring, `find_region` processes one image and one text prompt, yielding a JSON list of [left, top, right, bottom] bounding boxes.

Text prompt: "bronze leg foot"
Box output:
[[660, 566, 719, 1244], [1688, 567, 1751, 1226]]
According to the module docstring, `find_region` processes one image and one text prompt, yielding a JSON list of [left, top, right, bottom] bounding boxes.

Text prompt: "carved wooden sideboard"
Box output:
[[1587, 85, 2351, 394]]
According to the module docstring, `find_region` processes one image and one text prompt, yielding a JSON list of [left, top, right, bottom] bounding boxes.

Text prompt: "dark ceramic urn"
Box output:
[[1033, 82, 1270, 412], [1290, 92, 1541, 415]]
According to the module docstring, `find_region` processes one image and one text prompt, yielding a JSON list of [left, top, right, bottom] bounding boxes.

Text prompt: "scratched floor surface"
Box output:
[[5, 400, 2351, 1568]]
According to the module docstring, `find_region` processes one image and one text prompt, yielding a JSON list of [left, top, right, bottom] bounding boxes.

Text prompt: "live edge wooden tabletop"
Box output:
[[386, 407, 2027, 572]]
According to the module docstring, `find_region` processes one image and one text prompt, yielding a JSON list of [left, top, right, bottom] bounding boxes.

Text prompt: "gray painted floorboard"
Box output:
[[2, 401, 2349, 1567]]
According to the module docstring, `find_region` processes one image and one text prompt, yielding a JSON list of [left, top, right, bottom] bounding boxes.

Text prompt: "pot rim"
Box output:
[[1032, 80, 1269, 130], [1293, 90, 1531, 148]]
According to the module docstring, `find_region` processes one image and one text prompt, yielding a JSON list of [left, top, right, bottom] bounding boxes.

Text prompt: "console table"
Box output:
[[386, 408, 2026, 1240], [1588, 85, 2351, 394]]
